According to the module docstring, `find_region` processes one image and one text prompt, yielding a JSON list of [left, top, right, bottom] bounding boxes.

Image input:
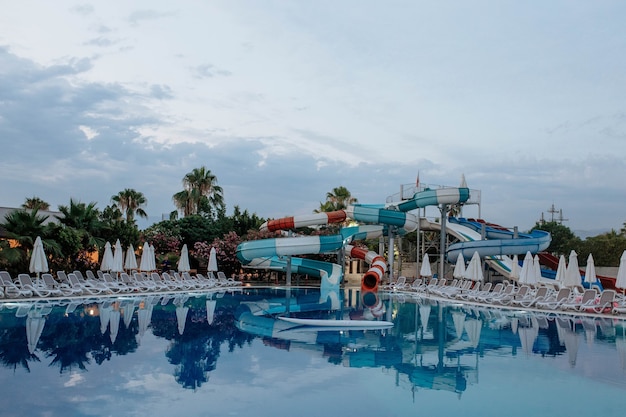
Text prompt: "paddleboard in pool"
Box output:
[[278, 317, 393, 328]]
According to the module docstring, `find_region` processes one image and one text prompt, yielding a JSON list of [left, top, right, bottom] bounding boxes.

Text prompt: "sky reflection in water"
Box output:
[[0, 287, 625, 417]]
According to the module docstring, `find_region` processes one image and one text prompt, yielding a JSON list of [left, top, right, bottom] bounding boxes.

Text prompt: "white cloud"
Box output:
[[1, 1, 625, 231]]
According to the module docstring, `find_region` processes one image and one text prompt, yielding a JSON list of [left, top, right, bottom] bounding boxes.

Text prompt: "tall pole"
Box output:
[[439, 204, 448, 280], [286, 230, 292, 286], [415, 207, 421, 279], [388, 227, 395, 285], [286, 255, 292, 286]]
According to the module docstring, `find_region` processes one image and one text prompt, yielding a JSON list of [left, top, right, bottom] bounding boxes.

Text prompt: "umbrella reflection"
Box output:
[[176, 304, 189, 335], [206, 299, 217, 325], [26, 309, 46, 354], [557, 318, 578, 367], [518, 317, 539, 357]]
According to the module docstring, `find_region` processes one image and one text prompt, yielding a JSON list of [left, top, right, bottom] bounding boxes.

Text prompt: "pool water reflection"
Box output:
[[1, 287, 625, 416]]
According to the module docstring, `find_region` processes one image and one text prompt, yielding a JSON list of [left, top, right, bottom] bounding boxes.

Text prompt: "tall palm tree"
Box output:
[[173, 167, 224, 217], [22, 197, 50, 211], [111, 189, 148, 222]]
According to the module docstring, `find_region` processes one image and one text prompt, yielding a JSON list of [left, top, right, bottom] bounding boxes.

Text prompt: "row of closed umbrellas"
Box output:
[[419, 251, 485, 282], [418, 249, 626, 290], [27, 237, 220, 275]]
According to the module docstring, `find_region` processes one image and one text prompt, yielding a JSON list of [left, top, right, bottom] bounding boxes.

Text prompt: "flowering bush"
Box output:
[[192, 241, 212, 261], [148, 231, 181, 255], [211, 231, 243, 275]]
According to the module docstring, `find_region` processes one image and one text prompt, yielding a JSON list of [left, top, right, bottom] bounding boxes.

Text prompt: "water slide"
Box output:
[[421, 217, 551, 279], [235, 183, 471, 290]]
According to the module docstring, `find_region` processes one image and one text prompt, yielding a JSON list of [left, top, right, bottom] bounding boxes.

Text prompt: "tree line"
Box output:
[[3, 176, 625, 279], [0, 166, 264, 276]]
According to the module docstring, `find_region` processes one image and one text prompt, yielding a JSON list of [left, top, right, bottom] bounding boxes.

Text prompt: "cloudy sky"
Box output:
[[1, 0, 625, 233]]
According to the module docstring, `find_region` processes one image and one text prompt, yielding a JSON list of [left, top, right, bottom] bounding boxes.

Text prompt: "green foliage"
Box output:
[[315, 186, 358, 213], [229, 206, 265, 236], [0, 209, 55, 274], [530, 221, 580, 256], [101, 220, 141, 251], [22, 196, 50, 211], [45, 224, 83, 272], [573, 230, 626, 267], [177, 215, 220, 247]]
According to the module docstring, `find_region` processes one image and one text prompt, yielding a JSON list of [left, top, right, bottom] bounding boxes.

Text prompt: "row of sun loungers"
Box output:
[[387, 276, 625, 315], [0, 270, 242, 299]]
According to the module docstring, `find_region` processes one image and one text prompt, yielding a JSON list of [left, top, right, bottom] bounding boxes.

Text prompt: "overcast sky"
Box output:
[[1, 1, 625, 233]]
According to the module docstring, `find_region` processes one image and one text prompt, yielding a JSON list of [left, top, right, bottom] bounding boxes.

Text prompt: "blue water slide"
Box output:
[[445, 218, 551, 262]]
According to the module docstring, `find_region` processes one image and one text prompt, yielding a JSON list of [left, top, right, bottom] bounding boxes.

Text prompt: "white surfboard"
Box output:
[[278, 316, 393, 328]]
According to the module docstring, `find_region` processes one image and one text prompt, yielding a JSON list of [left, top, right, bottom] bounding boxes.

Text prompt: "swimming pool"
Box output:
[[0, 287, 624, 417]]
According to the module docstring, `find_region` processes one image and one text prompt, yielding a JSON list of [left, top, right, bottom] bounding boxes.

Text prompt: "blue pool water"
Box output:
[[0, 286, 625, 417]]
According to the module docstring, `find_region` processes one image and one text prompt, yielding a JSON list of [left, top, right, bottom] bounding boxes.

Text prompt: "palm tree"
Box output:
[[314, 201, 337, 214], [173, 167, 224, 217], [312, 186, 357, 230], [326, 186, 358, 211], [111, 189, 148, 222], [22, 197, 50, 211], [0, 209, 60, 271], [57, 199, 104, 250]]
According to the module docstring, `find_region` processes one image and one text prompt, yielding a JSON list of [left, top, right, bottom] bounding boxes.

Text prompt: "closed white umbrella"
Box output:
[[111, 239, 124, 275], [555, 255, 567, 287], [563, 250, 582, 288], [208, 247, 219, 272], [420, 253, 432, 277], [29, 236, 48, 276], [139, 242, 152, 272], [615, 250, 626, 294], [532, 254, 542, 284], [149, 244, 157, 272], [518, 251, 534, 285], [101, 242, 114, 272], [464, 251, 483, 282], [124, 244, 138, 271], [584, 253, 598, 290], [177, 244, 191, 272], [453, 253, 465, 279]]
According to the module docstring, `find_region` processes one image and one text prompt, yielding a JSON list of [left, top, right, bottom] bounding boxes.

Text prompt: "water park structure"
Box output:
[[235, 175, 601, 295]]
